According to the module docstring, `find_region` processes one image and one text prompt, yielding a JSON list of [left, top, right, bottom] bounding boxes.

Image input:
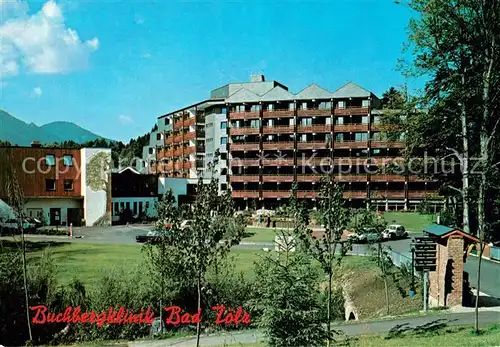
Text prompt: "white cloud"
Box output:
[[118, 114, 134, 125], [134, 15, 145, 25], [32, 86, 42, 97], [141, 52, 151, 59], [0, 0, 99, 76]]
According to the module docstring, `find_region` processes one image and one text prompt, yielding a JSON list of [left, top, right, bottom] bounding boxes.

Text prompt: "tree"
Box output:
[[295, 177, 350, 346], [5, 170, 33, 346], [86, 151, 112, 224], [381, 87, 406, 109], [400, 0, 500, 333], [254, 245, 328, 347]]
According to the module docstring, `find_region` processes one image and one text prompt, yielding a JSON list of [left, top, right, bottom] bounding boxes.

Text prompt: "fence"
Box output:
[[390, 250, 422, 278]]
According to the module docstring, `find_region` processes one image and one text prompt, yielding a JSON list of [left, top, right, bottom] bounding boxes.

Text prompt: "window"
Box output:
[[45, 154, 55, 166], [165, 118, 170, 125], [372, 115, 381, 124], [63, 179, 74, 191], [156, 133, 162, 141], [220, 137, 227, 145], [149, 148, 154, 154], [221, 183, 227, 190], [338, 101, 346, 109], [45, 179, 56, 191], [221, 168, 227, 175], [361, 116, 368, 124], [220, 153, 227, 160], [362, 99, 370, 107], [145, 201, 150, 209], [114, 202, 119, 216], [355, 133, 368, 141], [126, 202, 130, 210], [220, 121, 227, 129], [139, 201, 143, 213], [133, 202, 138, 215], [222, 108, 227, 114], [336, 117, 344, 125], [63, 155, 73, 166]]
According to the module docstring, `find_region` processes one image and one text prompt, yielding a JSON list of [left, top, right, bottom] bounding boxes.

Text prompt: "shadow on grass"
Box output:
[[385, 318, 458, 340], [0, 240, 69, 253], [242, 231, 257, 238]]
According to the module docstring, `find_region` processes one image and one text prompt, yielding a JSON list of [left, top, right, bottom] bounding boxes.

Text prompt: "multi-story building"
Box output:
[[0, 144, 112, 226], [145, 75, 440, 210]]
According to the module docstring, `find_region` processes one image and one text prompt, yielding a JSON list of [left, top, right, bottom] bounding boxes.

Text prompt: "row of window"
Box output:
[[113, 201, 151, 216], [230, 101, 370, 113], [44, 154, 74, 167], [45, 179, 74, 191]]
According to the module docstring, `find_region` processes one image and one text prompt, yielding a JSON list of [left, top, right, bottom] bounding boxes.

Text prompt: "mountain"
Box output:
[[0, 110, 110, 146]]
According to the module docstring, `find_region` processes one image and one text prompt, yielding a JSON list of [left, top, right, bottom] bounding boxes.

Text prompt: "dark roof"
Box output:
[[423, 224, 479, 242]]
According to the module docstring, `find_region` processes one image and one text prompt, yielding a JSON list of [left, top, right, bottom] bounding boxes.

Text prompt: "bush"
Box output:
[[29, 228, 69, 236]]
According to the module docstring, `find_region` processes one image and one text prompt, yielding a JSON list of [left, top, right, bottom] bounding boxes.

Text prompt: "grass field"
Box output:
[[382, 212, 437, 232]]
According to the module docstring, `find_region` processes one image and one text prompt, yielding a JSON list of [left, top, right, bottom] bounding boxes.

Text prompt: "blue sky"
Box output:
[[1, 0, 423, 142]]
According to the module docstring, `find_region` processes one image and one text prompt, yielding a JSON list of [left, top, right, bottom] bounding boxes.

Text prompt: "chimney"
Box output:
[[31, 141, 41, 148], [250, 74, 265, 82]]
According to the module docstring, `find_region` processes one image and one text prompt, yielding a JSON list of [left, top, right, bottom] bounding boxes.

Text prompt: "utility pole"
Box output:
[[423, 270, 429, 312]]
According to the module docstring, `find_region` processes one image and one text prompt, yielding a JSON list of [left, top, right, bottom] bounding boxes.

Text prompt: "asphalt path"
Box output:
[[129, 311, 500, 346], [1, 226, 498, 297]]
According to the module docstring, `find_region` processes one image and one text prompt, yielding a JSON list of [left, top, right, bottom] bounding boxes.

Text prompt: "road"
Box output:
[[2, 226, 498, 297], [129, 311, 500, 346]]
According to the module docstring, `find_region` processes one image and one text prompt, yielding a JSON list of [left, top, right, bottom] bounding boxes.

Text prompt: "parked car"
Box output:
[[136, 220, 194, 244], [382, 224, 408, 240], [348, 228, 381, 243]]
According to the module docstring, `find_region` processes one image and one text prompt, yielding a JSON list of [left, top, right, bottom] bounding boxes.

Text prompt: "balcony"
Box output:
[[334, 124, 369, 132], [262, 158, 294, 166], [297, 125, 331, 133], [297, 157, 333, 166], [184, 118, 196, 127], [232, 190, 259, 198], [173, 119, 184, 130], [173, 135, 183, 143], [230, 159, 260, 167], [332, 157, 371, 166], [262, 190, 292, 198], [262, 110, 294, 118], [230, 111, 260, 120], [297, 141, 331, 150], [230, 175, 259, 183], [370, 190, 405, 199], [296, 174, 322, 182], [334, 106, 369, 116], [184, 146, 196, 155], [262, 125, 294, 134], [263, 141, 294, 150], [297, 108, 331, 117], [262, 175, 294, 183], [230, 127, 260, 136], [408, 175, 429, 182], [343, 191, 367, 199], [408, 191, 440, 199], [336, 174, 368, 182], [370, 174, 406, 182], [230, 142, 259, 151], [173, 148, 183, 157], [334, 140, 368, 149], [184, 131, 196, 141], [165, 137, 174, 145], [297, 191, 318, 199], [173, 161, 193, 170], [370, 140, 405, 148]]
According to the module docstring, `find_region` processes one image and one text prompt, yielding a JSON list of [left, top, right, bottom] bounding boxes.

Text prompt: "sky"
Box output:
[[0, 0, 424, 143]]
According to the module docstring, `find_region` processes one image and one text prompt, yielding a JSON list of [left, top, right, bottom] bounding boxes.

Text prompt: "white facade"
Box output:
[[81, 148, 112, 226]]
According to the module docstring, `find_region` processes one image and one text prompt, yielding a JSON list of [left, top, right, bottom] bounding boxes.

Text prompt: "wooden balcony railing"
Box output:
[[262, 175, 294, 183], [262, 125, 294, 134], [408, 191, 440, 199], [370, 174, 406, 182], [262, 110, 294, 118], [297, 125, 331, 133], [296, 174, 322, 182], [332, 157, 371, 166], [334, 124, 369, 132], [230, 142, 260, 151], [230, 175, 259, 182], [173, 148, 183, 157], [334, 106, 369, 116], [343, 191, 367, 199], [173, 135, 183, 143], [371, 190, 405, 199], [297, 191, 318, 198], [230, 111, 260, 120], [230, 159, 260, 166], [183, 146, 196, 155], [370, 140, 405, 148], [232, 190, 259, 198], [184, 131, 196, 141], [173, 120, 184, 130], [297, 141, 331, 150], [165, 137, 174, 145], [262, 159, 294, 166], [262, 190, 292, 198], [230, 127, 260, 136], [263, 142, 294, 150], [335, 174, 368, 182], [334, 140, 368, 149], [297, 157, 333, 166], [408, 175, 429, 182], [297, 108, 331, 117], [183, 118, 196, 127]]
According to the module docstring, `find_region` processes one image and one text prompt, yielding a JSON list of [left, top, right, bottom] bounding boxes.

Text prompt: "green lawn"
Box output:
[[243, 227, 281, 242], [382, 212, 437, 232]]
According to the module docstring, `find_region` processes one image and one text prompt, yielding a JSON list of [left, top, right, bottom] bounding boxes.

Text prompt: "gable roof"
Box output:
[[117, 166, 141, 175], [332, 82, 371, 98], [260, 86, 295, 101], [295, 83, 332, 100], [225, 88, 261, 103], [423, 224, 479, 242]]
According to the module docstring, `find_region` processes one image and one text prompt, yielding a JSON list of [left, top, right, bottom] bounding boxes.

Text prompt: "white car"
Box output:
[[382, 224, 407, 240]]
